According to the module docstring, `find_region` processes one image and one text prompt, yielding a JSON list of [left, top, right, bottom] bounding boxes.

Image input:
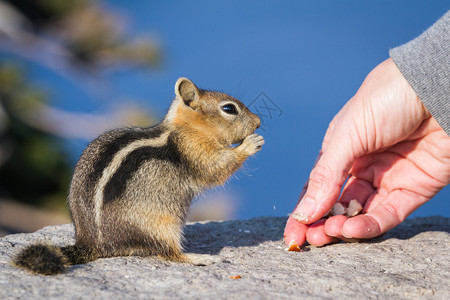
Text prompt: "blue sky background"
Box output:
[[18, 1, 450, 219]]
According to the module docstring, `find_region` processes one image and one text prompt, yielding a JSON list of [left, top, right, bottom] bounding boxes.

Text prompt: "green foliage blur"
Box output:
[[0, 64, 71, 208], [0, 0, 161, 210]]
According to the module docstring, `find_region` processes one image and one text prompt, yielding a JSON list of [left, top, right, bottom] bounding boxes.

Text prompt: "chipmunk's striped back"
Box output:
[[13, 77, 263, 275]]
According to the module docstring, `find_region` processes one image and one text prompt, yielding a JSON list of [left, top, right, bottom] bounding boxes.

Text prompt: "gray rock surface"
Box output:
[[0, 216, 449, 299]]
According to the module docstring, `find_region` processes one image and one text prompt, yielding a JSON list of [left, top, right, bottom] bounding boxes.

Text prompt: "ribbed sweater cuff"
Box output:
[[390, 11, 450, 135]]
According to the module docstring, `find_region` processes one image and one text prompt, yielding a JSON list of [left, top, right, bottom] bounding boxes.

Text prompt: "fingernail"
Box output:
[[292, 197, 316, 222], [341, 228, 352, 239], [324, 229, 336, 237], [342, 232, 352, 239]]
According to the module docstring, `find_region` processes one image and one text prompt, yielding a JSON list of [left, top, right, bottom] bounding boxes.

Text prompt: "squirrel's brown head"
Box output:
[[168, 77, 260, 145]]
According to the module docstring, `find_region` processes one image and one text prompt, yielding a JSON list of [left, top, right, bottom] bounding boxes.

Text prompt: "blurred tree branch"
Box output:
[[0, 0, 161, 70], [0, 0, 162, 208]]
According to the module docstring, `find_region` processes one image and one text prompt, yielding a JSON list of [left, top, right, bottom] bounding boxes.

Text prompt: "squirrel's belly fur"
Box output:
[[12, 78, 263, 275]]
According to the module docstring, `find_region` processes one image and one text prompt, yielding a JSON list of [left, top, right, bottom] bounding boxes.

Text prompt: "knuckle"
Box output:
[[383, 202, 403, 224], [309, 164, 333, 188]]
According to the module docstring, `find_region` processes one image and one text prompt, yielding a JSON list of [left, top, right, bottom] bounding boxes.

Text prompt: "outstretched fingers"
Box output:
[[305, 219, 339, 246], [309, 182, 428, 245], [341, 189, 429, 239], [284, 216, 308, 247], [284, 182, 309, 246]]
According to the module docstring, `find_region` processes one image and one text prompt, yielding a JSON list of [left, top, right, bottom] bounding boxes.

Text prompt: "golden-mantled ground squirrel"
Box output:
[[12, 78, 264, 275]]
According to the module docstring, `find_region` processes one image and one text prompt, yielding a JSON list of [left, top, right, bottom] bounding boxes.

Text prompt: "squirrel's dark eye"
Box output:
[[222, 104, 238, 115]]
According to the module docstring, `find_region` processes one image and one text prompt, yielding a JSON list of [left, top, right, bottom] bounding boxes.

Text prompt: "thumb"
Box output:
[[292, 118, 360, 224]]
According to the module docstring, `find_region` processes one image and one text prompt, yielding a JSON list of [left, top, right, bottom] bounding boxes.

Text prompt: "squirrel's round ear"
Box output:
[[175, 77, 200, 107]]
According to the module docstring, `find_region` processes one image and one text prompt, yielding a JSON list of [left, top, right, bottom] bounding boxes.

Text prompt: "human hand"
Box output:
[[284, 58, 450, 247]]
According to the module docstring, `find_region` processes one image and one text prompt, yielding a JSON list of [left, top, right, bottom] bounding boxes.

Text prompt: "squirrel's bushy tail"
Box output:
[[12, 244, 99, 275]]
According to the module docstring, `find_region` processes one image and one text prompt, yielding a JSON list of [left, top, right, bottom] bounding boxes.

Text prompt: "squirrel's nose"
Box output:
[[255, 116, 261, 129]]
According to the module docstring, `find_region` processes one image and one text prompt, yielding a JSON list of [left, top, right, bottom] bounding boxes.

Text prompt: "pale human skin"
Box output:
[[284, 58, 450, 247]]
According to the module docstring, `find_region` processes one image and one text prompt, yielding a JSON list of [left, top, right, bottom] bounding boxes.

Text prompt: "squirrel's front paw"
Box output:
[[240, 134, 264, 155]]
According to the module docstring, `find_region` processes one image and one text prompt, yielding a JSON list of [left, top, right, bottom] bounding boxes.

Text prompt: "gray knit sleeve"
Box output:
[[390, 11, 450, 135]]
